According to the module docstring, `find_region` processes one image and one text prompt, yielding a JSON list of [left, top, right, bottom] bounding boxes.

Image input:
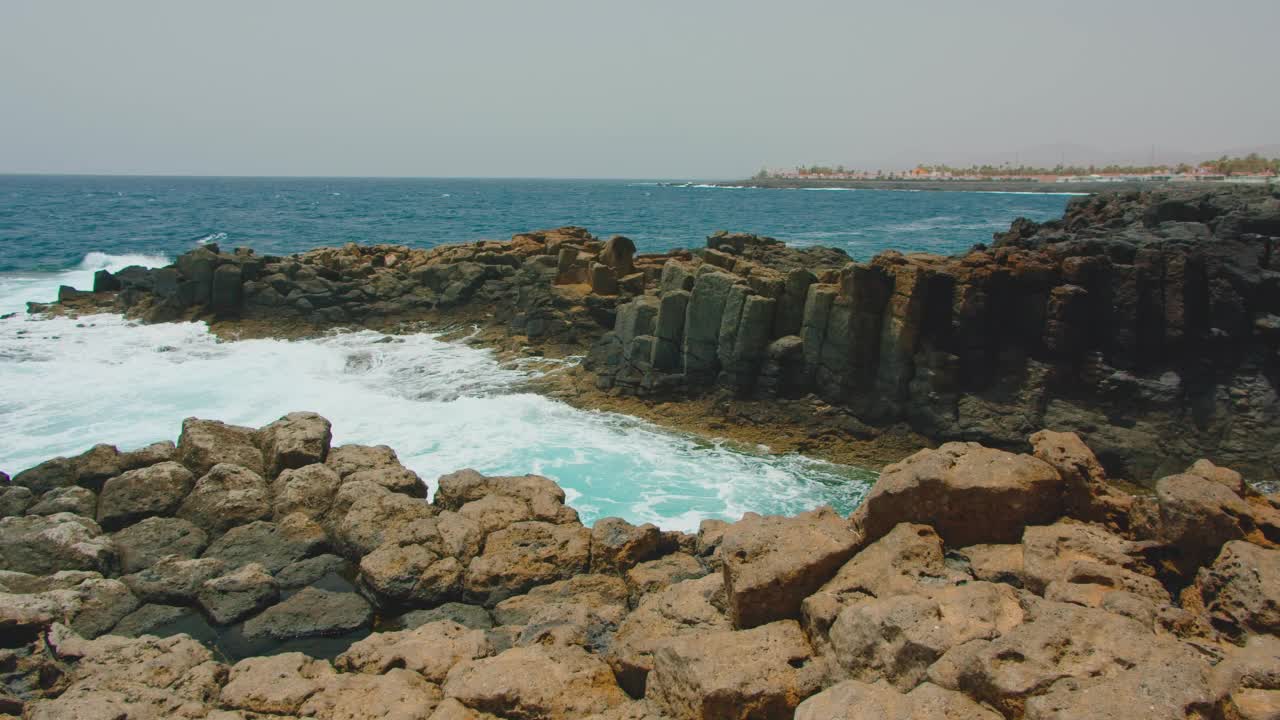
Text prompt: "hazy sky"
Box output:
[[1, 0, 1276, 178]]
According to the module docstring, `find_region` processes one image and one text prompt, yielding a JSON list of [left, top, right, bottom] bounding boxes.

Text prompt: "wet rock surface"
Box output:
[[2, 408, 1279, 718]]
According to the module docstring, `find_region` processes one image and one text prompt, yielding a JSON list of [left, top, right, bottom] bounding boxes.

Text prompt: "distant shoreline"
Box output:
[[711, 178, 1173, 194]]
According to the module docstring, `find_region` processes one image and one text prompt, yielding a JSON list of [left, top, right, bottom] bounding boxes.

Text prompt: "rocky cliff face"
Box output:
[[63, 186, 1280, 486], [2, 414, 1278, 719], [592, 187, 1280, 485]]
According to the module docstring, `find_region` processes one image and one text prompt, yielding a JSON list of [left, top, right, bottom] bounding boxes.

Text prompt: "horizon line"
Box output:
[[0, 171, 738, 182]]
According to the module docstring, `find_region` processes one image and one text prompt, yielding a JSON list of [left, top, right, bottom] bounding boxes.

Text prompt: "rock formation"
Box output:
[[56, 186, 1280, 486], [2, 412, 1279, 718]]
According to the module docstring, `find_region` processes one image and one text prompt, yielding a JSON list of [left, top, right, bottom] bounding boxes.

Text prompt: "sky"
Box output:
[[1, 0, 1277, 178]]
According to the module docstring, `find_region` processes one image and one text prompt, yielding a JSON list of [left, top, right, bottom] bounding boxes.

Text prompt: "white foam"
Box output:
[[0, 252, 171, 316], [0, 292, 872, 529]]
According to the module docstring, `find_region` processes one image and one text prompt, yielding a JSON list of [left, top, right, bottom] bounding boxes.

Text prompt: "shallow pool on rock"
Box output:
[[0, 257, 875, 532]]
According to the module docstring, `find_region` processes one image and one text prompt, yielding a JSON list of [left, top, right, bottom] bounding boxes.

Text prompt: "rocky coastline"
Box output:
[[1, 412, 1278, 718], [45, 184, 1280, 485]]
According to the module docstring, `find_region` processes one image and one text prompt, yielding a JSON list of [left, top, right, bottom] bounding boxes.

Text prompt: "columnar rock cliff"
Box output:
[[2, 414, 1279, 719], [62, 186, 1280, 484]]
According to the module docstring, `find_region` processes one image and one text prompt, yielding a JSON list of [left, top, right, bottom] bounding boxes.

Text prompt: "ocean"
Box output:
[[0, 176, 1071, 529]]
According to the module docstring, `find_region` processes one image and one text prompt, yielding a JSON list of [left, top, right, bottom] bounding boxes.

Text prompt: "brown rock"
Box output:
[[1020, 521, 1166, 602], [337, 619, 491, 682], [927, 599, 1215, 719], [854, 442, 1064, 547], [591, 517, 663, 574], [334, 483, 437, 557], [270, 462, 342, 520], [111, 516, 209, 573], [435, 470, 579, 525], [600, 236, 637, 276], [177, 417, 265, 477], [1157, 473, 1264, 569], [444, 644, 628, 720], [29, 630, 222, 720], [1195, 540, 1280, 636], [625, 552, 708, 602], [828, 581, 1025, 689], [221, 652, 335, 715], [720, 506, 860, 629], [176, 463, 271, 536], [795, 680, 1001, 720], [606, 574, 731, 698], [492, 573, 630, 651], [96, 461, 194, 530], [347, 465, 426, 497], [257, 411, 332, 478], [646, 620, 822, 720], [300, 668, 443, 720], [464, 520, 591, 605], [802, 523, 968, 654], [325, 443, 401, 477]]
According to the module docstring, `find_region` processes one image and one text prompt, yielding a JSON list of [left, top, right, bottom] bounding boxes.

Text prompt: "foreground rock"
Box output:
[[1, 412, 1278, 719]]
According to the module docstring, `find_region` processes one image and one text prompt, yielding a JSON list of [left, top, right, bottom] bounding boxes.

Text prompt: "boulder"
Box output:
[[71, 443, 123, 489], [1196, 540, 1280, 636], [220, 652, 336, 715], [600, 236, 637, 276], [927, 600, 1215, 719], [337, 619, 491, 682], [646, 620, 823, 720], [258, 411, 332, 478], [201, 515, 327, 573], [275, 553, 351, 588], [176, 417, 265, 477], [591, 263, 620, 295], [464, 521, 591, 605], [795, 680, 1001, 720], [1020, 521, 1166, 603], [347, 465, 427, 497], [491, 573, 630, 651], [325, 443, 401, 477], [956, 543, 1026, 586], [334, 483, 437, 557], [11, 456, 76, 494], [606, 574, 731, 698], [0, 485, 35, 517], [118, 440, 178, 471], [122, 556, 227, 604], [197, 562, 278, 624], [828, 581, 1025, 689], [270, 462, 342, 520], [1157, 472, 1264, 570], [27, 485, 97, 517], [96, 461, 194, 530], [435, 470, 579, 525], [27, 628, 223, 719], [300, 667, 444, 719], [802, 523, 968, 654], [111, 516, 209, 574], [854, 443, 1064, 547], [110, 603, 199, 638], [177, 463, 272, 535], [243, 587, 373, 641], [444, 644, 628, 720], [11, 576, 140, 639], [358, 539, 464, 608], [720, 506, 860, 628], [591, 517, 663, 574], [625, 552, 708, 603], [0, 512, 115, 574], [394, 602, 494, 631]]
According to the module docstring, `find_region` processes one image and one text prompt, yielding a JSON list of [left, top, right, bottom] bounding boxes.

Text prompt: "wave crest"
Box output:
[[77, 251, 171, 272]]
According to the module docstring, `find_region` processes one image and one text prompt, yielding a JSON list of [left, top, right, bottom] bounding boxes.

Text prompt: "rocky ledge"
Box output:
[[50, 185, 1280, 486], [2, 413, 1279, 719]]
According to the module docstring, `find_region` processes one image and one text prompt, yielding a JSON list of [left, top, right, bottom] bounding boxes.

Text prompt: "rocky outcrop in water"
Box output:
[[60, 186, 1280, 484], [2, 413, 1279, 718], [593, 186, 1280, 485]]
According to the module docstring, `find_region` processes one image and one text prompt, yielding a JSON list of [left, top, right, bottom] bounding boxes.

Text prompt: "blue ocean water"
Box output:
[[0, 176, 1072, 529], [0, 175, 1071, 272]]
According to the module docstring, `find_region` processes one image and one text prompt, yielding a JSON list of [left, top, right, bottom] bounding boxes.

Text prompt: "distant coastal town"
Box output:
[[756, 153, 1280, 186]]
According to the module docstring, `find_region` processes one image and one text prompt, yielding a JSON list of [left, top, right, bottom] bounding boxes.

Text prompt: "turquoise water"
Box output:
[[0, 177, 1071, 528]]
